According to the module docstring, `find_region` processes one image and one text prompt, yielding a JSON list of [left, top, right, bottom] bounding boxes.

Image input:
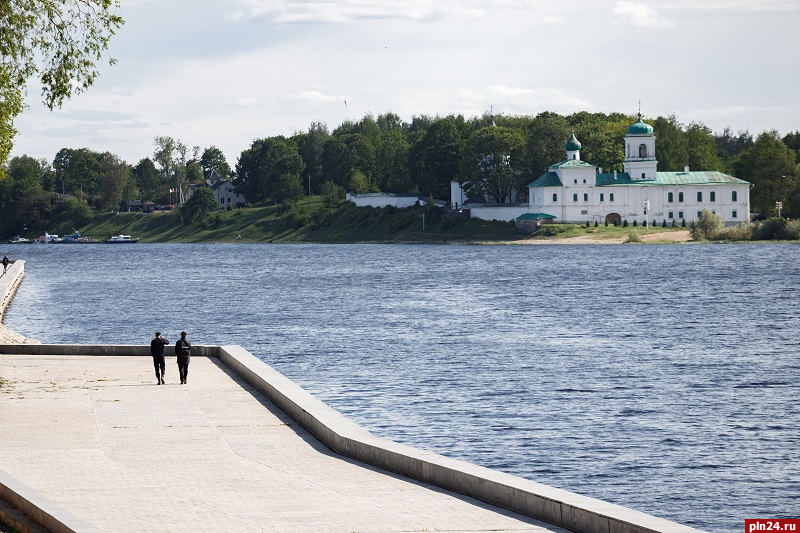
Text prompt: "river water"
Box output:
[[4, 243, 799, 532]]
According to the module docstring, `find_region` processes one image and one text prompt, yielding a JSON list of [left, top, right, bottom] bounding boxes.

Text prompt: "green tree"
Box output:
[[653, 115, 688, 171], [180, 186, 216, 225], [523, 111, 572, 178], [414, 117, 463, 199], [0, 155, 55, 236], [95, 152, 130, 211], [462, 126, 525, 203], [0, 0, 123, 171], [153, 135, 187, 204], [52, 147, 103, 199], [199, 146, 231, 178], [131, 158, 161, 201], [321, 133, 376, 189], [234, 136, 305, 204], [686, 122, 723, 171], [320, 180, 340, 208], [293, 120, 329, 196], [734, 130, 798, 215], [376, 130, 411, 193]]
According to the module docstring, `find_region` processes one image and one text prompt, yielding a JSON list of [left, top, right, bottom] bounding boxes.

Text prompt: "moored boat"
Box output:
[[7, 236, 32, 244], [104, 234, 139, 243]]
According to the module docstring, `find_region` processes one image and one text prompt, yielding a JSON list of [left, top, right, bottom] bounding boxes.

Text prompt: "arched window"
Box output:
[[710, 191, 716, 202], [553, 193, 558, 202], [639, 144, 647, 158], [583, 193, 588, 202], [600, 193, 604, 202], [668, 192, 674, 202], [572, 193, 578, 202], [732, 191, 738, 201], [610, 193, 615, 202], [697, 191, 703, 202], [679, 192, 684, 202]]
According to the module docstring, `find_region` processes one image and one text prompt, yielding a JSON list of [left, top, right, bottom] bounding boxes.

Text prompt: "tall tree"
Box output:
[[153, 135, 187, 204], [95, 152, 130, 210], [652, 115, 688, 171], [132, 158, 161, 201], [199, 146, 230, 178], [686, 122, 723, 171], [52, 147, 103, 200], [376, 130, 411, 193], [462, 125, 525, 203], [0, 155, 55, 236], [234, 136, 305, 205], [321, 133, 376, 189], [734, 130, 798, 215], [0, 0, 123, 171], [293, 121, 329, 196], [523, 111, 572, 179], [414, 117, 463, 199]]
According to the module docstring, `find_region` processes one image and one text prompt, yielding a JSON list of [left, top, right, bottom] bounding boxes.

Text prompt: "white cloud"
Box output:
[[660, 0, 799, 13], [285, 90, 347, 104], [456, 85, 592, 114], [228, 0, 538, 24], [542, 15, 563, 24], [612, 1, 673, 28]]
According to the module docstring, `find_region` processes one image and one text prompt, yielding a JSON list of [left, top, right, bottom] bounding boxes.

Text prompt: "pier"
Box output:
[[0, 261, 702, 533]]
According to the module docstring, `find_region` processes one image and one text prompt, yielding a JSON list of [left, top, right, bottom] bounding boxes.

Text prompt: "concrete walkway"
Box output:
[[0, 353, 568, 533]]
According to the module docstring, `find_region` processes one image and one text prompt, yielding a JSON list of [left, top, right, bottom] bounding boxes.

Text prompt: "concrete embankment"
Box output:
[[0, 259, 38, 345], [0, 343, 704, 533]]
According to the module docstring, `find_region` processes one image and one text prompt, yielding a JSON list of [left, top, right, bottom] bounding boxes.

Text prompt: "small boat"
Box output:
[[104, 234, 139, 244], [35, 233, 58, 243], [7, 236, 32, 244]]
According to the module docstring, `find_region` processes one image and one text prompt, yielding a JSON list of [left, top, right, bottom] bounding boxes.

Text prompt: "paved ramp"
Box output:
[[0, 354, 567, 532]]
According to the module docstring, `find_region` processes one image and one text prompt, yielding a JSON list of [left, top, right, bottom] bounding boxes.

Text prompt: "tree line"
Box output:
[[1, 110, 799, 238]]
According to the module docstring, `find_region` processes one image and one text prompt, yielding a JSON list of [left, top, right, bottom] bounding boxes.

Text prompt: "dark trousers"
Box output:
[[152, 355, 165, 378], [178, 363, 189, 383]]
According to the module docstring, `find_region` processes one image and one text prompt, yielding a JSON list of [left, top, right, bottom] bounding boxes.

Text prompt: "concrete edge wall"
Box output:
[[0, 260, 25, 320], [0, 344, 704, 533], [0, 469, 102, 533]]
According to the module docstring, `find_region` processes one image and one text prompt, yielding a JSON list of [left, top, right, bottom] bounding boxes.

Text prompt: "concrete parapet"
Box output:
[[0, 344, 703, 533], [0, 469, 101, 533], [0, 260, 25, 320]]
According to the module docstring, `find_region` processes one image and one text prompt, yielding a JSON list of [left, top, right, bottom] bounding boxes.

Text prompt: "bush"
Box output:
[[624, 231, 643, 243], [690, 209, 724, 240], [623, 220, 628, 227], [662, 220, 667, 228], [633, 220, 638, 227], [62, 197, 94, 227]]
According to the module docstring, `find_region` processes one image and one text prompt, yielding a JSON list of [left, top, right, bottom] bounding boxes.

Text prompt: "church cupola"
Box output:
[[623, 108, 658, 180], [565, 133, 582, 161]]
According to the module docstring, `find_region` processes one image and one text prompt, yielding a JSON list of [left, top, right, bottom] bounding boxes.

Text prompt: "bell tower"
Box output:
[[623, 107, 658, 181]]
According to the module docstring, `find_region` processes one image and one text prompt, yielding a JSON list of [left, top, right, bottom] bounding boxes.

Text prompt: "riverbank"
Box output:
[[0, 263, 38, 345]]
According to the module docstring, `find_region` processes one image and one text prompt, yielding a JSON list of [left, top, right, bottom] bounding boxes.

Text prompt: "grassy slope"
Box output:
[[32, 198, 690, 244]]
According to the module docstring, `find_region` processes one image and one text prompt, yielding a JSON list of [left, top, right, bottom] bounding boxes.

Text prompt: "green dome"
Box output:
[[627, 118, 654, 135], [565, 133, 582, 151]]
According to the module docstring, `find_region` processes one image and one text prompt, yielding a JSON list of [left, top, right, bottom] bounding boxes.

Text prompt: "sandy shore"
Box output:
[[520, 230, 692, 245]]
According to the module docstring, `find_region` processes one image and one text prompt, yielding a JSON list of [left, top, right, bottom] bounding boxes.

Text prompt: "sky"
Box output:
[[10, 0, 800, 168]]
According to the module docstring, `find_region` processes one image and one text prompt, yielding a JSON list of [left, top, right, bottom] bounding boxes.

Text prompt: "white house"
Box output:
[[526, 116, 751, 226], [347, 192, 446, 208], [187, 169, 247, 209]]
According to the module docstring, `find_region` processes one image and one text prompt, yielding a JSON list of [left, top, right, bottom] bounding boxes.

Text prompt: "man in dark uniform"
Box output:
[[175, 331, 191, 385], [150, 332, 169, 384]]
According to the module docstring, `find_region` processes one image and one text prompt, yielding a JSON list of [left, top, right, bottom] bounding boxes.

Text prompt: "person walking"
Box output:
[[150, 332, 169, 384], [175, 331, 191, 384], [2, 255, 8, 274]]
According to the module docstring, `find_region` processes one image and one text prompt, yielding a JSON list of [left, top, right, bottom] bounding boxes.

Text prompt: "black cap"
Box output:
[[180, 331, 187, 336], [155, 331, 161, 336]]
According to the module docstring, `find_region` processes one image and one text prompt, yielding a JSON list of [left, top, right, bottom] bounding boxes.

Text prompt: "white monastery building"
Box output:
[[526, 115, 751, 226]]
